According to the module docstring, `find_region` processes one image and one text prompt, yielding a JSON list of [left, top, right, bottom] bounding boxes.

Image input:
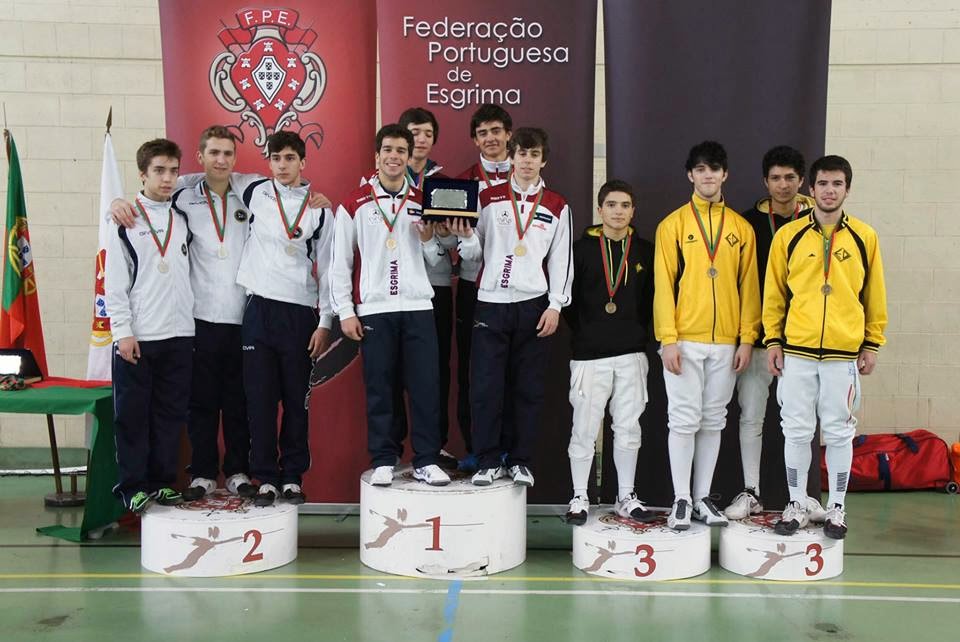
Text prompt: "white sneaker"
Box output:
[[507, 465, 535, 487], [471, 466, 504, 486], [565, 495, 589, 525], [281, 483, 306, 504], [413, 464, 451, 486], [774, 501, 809, 535], [615, 493, 657, 523], [823, 504, 848, 540], [668, 499, 691, 531], [692, 498, 729, 526], [805, 496, 827, 523], [226, 473, 256, 497], [182, 477, 216, 501], [724, 489, 763, 520], [254, 483, 278, 507], [370, 465, 395, 486]]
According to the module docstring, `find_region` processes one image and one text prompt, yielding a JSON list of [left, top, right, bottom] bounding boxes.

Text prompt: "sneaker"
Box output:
[[724, 488, 763, 520], [437, 449, 459, 470], [616, 493, 657, 523], [282, 483, 306, 504], [458, 453, 479, 474], [774, 501, 809, 535], [823, 504, 848, 540], [668, 498, 691, 531], [128, 490, 152, 514], [226, 473, 257, 498], [471, 467, 504, 486], [254, 483, 278, 507], [154, 487, 183, 506], [507, 465, 535, 487], [692, 498, 728, 526], [805, 496, 828, 524], [181, 477, 216, 501], [370, 465, 395, 486], [413, 464, 451, 486], [565, 495, 589, 525]]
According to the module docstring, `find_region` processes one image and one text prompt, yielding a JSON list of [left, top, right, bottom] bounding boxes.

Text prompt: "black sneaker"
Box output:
[[254, 484, 278, 507], [564, 495, 589, 525], [774, 501, 809, 536], [437, 449, 459, 470], [128, 491, 151, 514], [154, 487, 183, 506], [282, 483, 306, 505], [823, 504, 848, 540]]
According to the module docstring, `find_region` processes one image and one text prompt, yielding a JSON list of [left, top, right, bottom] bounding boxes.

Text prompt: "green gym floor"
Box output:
[[1, 476, 958, 642]]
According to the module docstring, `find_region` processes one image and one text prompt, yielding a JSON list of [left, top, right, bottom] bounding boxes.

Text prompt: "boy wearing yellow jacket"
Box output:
[[764, 155, 886, 540], [654, 141, 761, 531]]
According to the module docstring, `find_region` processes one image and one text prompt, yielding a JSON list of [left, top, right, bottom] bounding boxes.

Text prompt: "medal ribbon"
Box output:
[[369, 179, 412, 233], [406, 166, 426, 188], [509, 185, 544, 243], [135, 198, 173, 258], [822, 223, 839, 286], [689, 200, 726, 265], [599, 232, 632, 301], [766, 200, 801, 237], [478, 164, 509, 189], [204, 184, 228, 243], [273, 183, 309, 240]]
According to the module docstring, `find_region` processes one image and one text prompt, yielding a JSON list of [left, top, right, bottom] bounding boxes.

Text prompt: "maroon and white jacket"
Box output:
[[455, 156, 512, 282], [330, 176, 444, 320], [457, 175, 573, 311]]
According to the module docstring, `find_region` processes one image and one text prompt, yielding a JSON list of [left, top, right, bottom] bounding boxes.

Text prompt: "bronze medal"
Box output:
[[821, 284, 832, 296], [707, 266, 719, 279]]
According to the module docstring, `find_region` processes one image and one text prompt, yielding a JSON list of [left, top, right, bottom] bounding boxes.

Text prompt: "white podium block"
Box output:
[[359, 467, 526, 579], [572, 508, 711, 580], [141, 490, 298, 577], [719, 513, 843, 581]]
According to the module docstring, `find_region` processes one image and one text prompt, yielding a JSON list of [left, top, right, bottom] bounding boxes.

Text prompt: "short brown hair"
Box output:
[[136, 138, 181, 172], [198, 125, 237, 153]]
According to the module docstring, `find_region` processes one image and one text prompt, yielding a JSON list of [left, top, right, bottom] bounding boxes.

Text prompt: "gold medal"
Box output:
[[821, 284, 832, 296], [217, 245, 228, 259], [605, 301, 617, 314], [386, 238, 398, 250], [514, 243, 527, 257], [285, 244, 297, 256], [707, 266, 719, 279], [157, 260, 169, 274]]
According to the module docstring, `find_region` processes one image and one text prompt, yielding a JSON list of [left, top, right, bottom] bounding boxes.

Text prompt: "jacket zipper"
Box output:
[[710, 202, 717, 342]]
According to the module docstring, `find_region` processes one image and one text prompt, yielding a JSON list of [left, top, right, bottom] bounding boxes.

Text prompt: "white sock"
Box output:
[[613, 446, 639, 500], [784, 440, 812, 504], [569, 457, 592, 499], [692, 430, 722, 502], [825, 441, 853, 508], [740, 428, 763, 494], [668, 431, 694, 503]]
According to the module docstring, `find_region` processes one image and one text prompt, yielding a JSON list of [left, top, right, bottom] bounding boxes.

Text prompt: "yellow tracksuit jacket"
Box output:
[[763, 211, 887, 360], [653, 193, 761, 346]]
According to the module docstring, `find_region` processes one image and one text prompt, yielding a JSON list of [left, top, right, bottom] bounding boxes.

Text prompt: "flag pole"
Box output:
[[105, 106, 112, 135]]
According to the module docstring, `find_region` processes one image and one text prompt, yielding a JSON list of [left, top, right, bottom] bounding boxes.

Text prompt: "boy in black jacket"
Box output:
[[562, 179, 656, 524]]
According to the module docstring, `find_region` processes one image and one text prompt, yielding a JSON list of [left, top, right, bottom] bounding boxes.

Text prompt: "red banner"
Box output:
[[159, 1, 376, 502], [158, 1, 377, 203], [377, 1, 597, 502]]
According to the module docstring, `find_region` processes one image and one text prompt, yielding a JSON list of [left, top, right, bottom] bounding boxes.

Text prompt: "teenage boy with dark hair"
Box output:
[[106, 138, 193, 513], [654, 140, 760, 530], [562, 179, 656, 525], [765, 155, 886, 539], [456, 126, 573, 487], [236, 130, 334, 506], [724, 145, 826, 522], [331, 124, 451, 487], [454, 103, 514, 471]]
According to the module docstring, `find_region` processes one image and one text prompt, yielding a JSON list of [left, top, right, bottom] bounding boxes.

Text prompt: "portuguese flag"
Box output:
[[1, 130, 48, 377]]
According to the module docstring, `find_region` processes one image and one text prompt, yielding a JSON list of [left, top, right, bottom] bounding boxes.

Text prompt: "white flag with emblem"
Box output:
[[85, 131, 123, 381]]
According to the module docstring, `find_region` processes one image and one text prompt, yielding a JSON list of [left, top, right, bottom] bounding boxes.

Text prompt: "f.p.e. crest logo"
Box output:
[[210, 8, 326, 154]]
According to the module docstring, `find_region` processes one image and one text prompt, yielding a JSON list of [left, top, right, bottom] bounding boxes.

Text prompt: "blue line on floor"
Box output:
[[438, 579, 463, 642]]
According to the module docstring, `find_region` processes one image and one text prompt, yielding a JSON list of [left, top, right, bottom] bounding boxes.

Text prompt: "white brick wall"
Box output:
[[0, 0, 957, 448]]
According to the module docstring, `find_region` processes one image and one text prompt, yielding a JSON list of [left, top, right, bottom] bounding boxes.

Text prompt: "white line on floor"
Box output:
[[0, 586, 957, 604]]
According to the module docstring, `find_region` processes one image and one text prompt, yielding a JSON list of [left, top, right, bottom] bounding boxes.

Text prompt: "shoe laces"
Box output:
[[826, 504, 846, 526], [783, 501, 806, 521], [698, 498, 721, 516], [673, 499, 688, 519]]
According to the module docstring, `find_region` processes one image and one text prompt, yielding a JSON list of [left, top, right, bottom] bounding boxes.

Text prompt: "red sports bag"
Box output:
[[820, 429, 954, 491]]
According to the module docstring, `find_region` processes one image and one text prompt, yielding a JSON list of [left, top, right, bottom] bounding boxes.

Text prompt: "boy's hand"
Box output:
[[450, 218, 474, 238], [536, 309, 560, 337], [417, 220, 435, 242], [110, 198, 138, 229], [341, 317, 364, 341], [309, 191, 331, 209], [117, 337, 141, 364], [307, 327, 331, 358], [733, 344, 752, 374], [662, 344, 682, 375], [767, 346, 784, 376]]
